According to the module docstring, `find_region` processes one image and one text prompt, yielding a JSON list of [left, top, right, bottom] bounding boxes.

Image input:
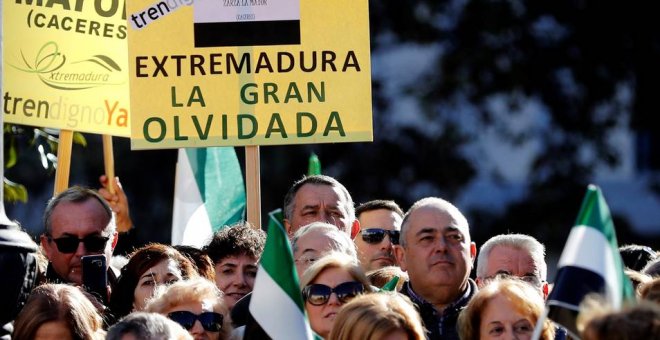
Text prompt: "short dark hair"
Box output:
[[355, 200, 404, 219], [43, 186, 114, 236], [620, 244, 658, 271], [283, 175, 355, 221], [204, 222, 266, 264]]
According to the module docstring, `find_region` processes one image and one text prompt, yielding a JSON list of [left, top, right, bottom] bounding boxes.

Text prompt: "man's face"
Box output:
[[354, 209, 402, 272], [285, 184, 353, 236], [394, 205, 475, 301], [478, 245, 547, 297], [293, 229, 337, 279], [41, 199, 115, 284]]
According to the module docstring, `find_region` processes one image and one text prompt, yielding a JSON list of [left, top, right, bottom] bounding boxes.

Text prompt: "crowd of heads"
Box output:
[[1, 175, 659, 340]]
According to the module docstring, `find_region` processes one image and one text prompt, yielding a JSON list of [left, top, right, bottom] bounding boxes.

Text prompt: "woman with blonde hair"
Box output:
[[300, 252, 374, 339], [458, 278, 554, 340], [12, 283, 105, 340], [146, 277, 232, 340], [329, 292, 425, 340]]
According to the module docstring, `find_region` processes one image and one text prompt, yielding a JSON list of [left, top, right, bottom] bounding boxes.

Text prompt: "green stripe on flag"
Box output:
[[575, 184, 635, 301], [186, 147, 246, 231], [262, 210, 306, 311]]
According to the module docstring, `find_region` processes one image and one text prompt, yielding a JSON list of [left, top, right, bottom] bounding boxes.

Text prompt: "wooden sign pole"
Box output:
[[245, 145, 261, 229], [53, 130, 73, 195], [102, 135, 116, 194]]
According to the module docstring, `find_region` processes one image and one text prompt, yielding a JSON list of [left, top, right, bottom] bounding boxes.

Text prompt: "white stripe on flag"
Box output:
[[171, 149, 213, 247], [557, 225, 622, 308], [250, 264, 313, 340]]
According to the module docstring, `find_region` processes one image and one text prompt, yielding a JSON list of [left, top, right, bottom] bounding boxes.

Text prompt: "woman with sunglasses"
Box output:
[[108, 243, 199, 323], [300, 252, 374, 339], [147, 277, 232, 340]]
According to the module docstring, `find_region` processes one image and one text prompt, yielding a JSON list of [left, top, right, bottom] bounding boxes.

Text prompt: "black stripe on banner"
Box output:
[[194, 21, 301, 47], [546, 266, 606, 337]]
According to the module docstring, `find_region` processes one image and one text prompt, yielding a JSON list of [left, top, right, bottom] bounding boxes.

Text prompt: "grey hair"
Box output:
[[476, 234, 547, 280], [43, 186, 116, 236], [106, 312, 192, 340], [291, 222, 357, 260], [283, 175, 355, 222], [399, 197, 469, 248]]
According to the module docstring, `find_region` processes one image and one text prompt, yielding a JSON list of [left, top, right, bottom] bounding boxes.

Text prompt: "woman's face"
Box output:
[[305, 267, 357, 339], [133, 259, 183, 311], [213, 254, 258, 309], [34, 320, 73, 340], [479, 295, 534, 340], [166, 299, 222, 340]]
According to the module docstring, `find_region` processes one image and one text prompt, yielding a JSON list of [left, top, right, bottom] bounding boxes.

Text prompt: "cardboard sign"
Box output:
[[2, 0, 131, 137], [127, 0, 372, 149]]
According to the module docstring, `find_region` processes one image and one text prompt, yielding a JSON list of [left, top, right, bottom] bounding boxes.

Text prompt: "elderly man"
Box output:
[[40, 186, 118, 287], [283, 175, 359, 238], [353, 199, 403, 272], [394, 197, 476, 340], [476, 233, 549, 298], [292, 221, 358, 278]]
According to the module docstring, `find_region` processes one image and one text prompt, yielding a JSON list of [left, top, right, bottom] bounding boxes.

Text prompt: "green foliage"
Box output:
[[3, 123, 87, 202]]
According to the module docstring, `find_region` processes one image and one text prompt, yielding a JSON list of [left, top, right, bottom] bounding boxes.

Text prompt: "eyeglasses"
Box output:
[[167, 311, 223, 332], [47, 235, 110, 254], [485, 273, 544, 288], [302, 281, 365, 306], [360, 228, 400, 245]]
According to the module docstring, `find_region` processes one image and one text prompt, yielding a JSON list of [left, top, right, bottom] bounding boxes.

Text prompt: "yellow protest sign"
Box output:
[[2, 0, 130, 137], [127, 0, 372, 149]]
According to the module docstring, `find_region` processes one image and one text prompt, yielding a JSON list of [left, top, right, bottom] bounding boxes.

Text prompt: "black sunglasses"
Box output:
[[360, 228, 400, 245], [168, 311, 223, 332], [47, 235, 110, 254], [302, 281, 365, 306]]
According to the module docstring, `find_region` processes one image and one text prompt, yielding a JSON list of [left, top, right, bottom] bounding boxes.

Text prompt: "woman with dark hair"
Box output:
[[12, 284, 105, 340], [108, 243, 198, 322]]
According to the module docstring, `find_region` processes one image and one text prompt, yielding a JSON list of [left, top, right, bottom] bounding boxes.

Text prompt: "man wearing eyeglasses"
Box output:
[[40, 186, 118, 287], [476, 233, 549, 299], [353, 200, 403, 272], [394, 197, 477, 340]]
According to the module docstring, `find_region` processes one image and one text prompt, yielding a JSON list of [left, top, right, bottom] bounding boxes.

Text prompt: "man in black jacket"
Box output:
[[394, 197, 477, 340]]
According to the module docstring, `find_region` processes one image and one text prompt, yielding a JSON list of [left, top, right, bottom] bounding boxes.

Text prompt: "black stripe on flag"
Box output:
[[194, 21, 301, 47], [547, 266, 606, 337]]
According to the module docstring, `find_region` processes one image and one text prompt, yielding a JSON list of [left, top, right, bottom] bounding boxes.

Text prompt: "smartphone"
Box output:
[[81, 254, 108, 305]]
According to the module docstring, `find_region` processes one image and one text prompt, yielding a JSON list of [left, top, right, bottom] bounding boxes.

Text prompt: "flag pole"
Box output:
[[102, 134, 115, 194], [245, 145, 261, 229], [531, 308, 548, 340], [53, 130, 73, 195]]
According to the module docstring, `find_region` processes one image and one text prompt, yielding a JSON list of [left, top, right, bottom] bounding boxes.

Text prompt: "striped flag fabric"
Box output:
[[544, 184, 634, 337], [249, 210, 314, 340], [171, 147, 246, 247]]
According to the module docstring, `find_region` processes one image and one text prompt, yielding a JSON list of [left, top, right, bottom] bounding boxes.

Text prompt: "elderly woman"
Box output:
[[109, 243, 199, 321], [328, 292, 425, 340], [12, 284, 105, 340], [146, 277, 232, 340], [458, 278, 554, 340], [300, 252, 374, 339]]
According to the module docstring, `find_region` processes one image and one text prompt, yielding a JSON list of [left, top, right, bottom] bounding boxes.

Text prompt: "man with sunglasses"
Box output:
[[283, 175, 360, 239], [353, 200, 403, 272], [476, 234, 549, 299], [394, 197, 477, 340], [40, 186, 118, 288]]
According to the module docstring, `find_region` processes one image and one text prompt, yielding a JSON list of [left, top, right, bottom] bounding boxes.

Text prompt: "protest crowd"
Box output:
[[1, 174, 659, 340]]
